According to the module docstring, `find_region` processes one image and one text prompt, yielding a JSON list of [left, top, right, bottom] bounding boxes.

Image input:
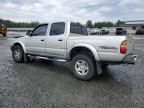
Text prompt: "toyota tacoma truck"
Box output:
[[10, 21, 137, 80]]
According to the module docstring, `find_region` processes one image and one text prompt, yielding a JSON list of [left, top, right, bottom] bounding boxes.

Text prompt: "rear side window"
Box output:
[[70, 23, 88, 35], [50, 22, 65, 36], [70, 23, 81, 34]]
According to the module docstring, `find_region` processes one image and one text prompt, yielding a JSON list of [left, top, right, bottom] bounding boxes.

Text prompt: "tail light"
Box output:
[[120, 40, 128, 54]]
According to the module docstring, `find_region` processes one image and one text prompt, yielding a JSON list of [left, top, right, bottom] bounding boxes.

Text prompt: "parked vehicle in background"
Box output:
[[89, 27, 109, 35], [100, 27, 109, 34], [89, 28, 101, 35], [135, 28, 144, 35], [10, 21, 137, 80], [0, 24, 7, 37], [116, 27, 127, 35]]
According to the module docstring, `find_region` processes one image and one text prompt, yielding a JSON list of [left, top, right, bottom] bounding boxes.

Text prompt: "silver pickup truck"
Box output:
[[10, 21, 137, 80]]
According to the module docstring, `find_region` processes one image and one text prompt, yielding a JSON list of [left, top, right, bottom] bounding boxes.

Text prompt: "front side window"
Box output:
[[50, 22, 65, 36], [31, 24, 48, 36], [70, 23, 88, 35]]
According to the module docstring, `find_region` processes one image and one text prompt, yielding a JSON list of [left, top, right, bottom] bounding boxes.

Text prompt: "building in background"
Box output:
[[121, 20, 144, 34]]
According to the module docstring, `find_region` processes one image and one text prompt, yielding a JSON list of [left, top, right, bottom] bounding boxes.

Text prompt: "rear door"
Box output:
[[45, 22, 66, 58]]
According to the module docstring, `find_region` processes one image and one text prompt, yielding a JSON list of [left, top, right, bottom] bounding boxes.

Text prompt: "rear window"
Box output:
[[70, 23, 88, 35], [117, 28, 123, 30]]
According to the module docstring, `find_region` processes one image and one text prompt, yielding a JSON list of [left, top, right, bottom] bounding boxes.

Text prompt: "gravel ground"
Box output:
[[0, 33, 144, 108]]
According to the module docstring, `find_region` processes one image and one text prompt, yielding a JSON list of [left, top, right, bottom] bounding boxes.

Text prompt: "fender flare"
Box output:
[[13, 42, 27, 53], [69, 43, 100, 61]]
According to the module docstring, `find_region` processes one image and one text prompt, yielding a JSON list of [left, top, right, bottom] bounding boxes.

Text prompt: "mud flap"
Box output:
[[96, 62, 103, 75], [24, 54, 28, 62]]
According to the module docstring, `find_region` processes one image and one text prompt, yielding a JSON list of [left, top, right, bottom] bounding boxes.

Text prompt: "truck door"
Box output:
[[26, 24, 48, 55], [45, 22, 66, 58]]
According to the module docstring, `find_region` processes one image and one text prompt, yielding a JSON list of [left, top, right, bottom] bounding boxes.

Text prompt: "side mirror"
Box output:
[[26, 30, 32, 36]]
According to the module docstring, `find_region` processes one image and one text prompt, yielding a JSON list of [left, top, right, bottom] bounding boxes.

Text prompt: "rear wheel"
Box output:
[[12, 45, 24, 63], [71, 53, 96, 80]]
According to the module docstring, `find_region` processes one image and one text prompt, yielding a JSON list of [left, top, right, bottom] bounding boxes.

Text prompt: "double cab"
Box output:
[[10, 21, 137, 80]]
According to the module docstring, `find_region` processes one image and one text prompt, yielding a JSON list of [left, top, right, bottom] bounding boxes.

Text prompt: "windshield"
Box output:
[[117, 28, 123, 30]]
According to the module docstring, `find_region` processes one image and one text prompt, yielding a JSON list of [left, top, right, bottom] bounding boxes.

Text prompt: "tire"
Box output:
[[71, 53, 96, 80], [3, 30, 7, 37], [3, 33, 7, 37], [12, 45, 24, 63]]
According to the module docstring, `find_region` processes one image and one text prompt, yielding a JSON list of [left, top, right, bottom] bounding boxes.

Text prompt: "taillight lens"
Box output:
[[120, 40, 128, 54]]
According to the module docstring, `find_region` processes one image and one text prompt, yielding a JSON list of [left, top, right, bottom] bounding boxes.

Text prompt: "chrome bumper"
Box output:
[[123, 55, 137, 64]]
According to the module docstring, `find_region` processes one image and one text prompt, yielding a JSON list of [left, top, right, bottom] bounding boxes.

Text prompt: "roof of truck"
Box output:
[[40, 21, 82, 25]]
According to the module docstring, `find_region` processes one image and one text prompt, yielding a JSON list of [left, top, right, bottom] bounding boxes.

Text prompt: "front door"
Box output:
[[26, 24, 48, 55]]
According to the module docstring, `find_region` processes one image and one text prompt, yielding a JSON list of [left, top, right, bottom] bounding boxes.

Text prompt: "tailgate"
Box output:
[[126, 36, 135, 54]]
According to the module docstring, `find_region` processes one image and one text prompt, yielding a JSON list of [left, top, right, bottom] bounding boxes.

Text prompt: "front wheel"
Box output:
[[71, 54, 96, 80], [12, 45, 24, 63]]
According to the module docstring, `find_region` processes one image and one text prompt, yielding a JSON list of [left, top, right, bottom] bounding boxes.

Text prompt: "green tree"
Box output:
[[93, 22, 114, 29], [116, 20, 125, 26], [0, 18, 39, 28], [86, 20, 93, 28]]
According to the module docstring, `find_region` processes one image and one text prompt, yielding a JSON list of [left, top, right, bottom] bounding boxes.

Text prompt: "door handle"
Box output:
[[58, 38, 63, 41], [41, 39, 45, 41]]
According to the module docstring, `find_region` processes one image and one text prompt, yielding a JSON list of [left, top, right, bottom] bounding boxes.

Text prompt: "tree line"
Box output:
[[0, 18, 125, 28], [0, 18, 39, 28], [86, 20, 125, 29]]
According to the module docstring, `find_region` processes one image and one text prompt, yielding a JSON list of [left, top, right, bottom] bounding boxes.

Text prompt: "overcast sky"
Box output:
[[0, 0, 144, 23]]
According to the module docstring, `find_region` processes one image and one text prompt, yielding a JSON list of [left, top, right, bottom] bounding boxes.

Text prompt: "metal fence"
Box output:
[[7, 28, 33, 32]]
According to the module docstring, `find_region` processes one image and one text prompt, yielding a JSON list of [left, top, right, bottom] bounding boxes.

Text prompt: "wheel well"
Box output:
[[70, 47, 94, 60], [12, 43, 23, 50]]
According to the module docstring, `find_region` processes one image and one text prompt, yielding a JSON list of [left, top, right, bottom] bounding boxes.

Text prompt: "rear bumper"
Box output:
[[123, 54, 137, 64]]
